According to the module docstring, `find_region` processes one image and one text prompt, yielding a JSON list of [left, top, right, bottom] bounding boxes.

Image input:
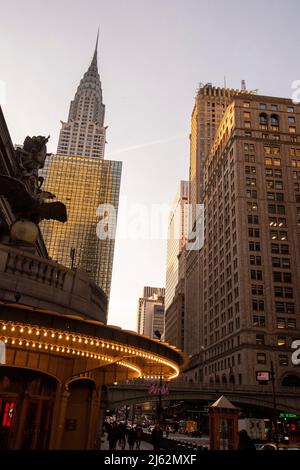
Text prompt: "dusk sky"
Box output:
[[1, 0, 299, 330]]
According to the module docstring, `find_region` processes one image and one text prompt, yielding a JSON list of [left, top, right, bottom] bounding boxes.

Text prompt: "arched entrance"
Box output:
[[0, 366, 57, 450], [281, 374, 300, 387], [221, 374, 227, 384], [229, 374, 235, 385]]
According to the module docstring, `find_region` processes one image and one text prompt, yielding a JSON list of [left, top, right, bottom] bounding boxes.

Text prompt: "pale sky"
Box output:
[[1, 0, 299, 330]]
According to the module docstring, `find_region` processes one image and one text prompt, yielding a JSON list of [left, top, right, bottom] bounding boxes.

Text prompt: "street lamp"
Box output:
[[154, 330, 163, 424], [256, 362, 279, 449], [270, 361, 279, 450]]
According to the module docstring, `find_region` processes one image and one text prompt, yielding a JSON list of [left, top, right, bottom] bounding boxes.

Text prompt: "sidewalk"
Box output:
[[101, 434, 154, 451]]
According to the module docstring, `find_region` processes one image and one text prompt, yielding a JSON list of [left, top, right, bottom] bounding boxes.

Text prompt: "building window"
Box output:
[[259, 113, 268, 129], [252, 284, 263, 295], [247, 202, 258, 211], [252, 299, 264, 310], [257, 353, 267, 364], [277, 318, 286, 329], [265, 157, 273, 166], [249, 241, 260, 251], [256, 334, 265, 345], [279, 355, 288, 366], [243, 102, 250, 108], [250, 270, 262, 280], [248, 215, 259, 224], [287, 318, 296, 328], [246, 189, 257, 199], [288, 116, 296, 124], [250, 255, 261, 266], [277, 336, 286, 347], [260, 103, 267, 110], [271, 104, 278, 111], [253, 315, 265, 327], [287, 106, 294, 113], [289, 126, 296, 134]]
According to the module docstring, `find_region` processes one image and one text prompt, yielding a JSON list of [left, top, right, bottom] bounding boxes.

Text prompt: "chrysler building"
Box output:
[[57, 32, 106, 159], [41, 34, 122, 305]]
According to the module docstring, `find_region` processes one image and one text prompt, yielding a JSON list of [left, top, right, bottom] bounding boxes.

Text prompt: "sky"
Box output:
[[1, 0, 299, 330]]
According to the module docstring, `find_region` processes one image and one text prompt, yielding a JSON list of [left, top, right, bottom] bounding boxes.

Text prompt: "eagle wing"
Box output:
[[39, 202, 67, 222], [0, 175, 35, 212]]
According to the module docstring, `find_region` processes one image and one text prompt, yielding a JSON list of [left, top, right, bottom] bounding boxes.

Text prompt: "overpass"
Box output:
[[107, 380, 300, 414]]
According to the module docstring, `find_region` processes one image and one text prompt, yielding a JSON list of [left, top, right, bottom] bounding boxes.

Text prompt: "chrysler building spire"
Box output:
[[57, 32, 106, 159], [92, 28, 99, 66]]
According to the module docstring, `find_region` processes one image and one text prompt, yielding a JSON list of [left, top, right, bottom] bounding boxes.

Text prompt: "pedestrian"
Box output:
[[107, 422, 118, 450], [165, 425, 170, 438], [127, 427, 136, 450], [135, 426, 142, 449], [151, 423, 163, 451], [237, 430, 256, 451], [117, 422, 126, 450]]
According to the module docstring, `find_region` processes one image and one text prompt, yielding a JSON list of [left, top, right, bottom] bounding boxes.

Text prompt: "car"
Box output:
[[257, 443, 277, 450], [279, 447, 300, 451]]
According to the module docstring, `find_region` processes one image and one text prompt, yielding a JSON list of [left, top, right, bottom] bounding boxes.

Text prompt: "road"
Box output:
[[101, 434, 153, 451]]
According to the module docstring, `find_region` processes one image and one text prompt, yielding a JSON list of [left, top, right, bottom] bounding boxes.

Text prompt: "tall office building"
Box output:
[[57, 33, 106, 159], [198, 93, 300, 388], [41, 36, 122, 304], [164, 181, 188, 348], [165, 181, 189, 310], [185, 84, 242, 361], [137, 287, 165, 337], [189, 84, 242, 225]]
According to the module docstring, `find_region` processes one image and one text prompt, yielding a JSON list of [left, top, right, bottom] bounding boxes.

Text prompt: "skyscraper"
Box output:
[[185, 84, 242, 359], [164, 181, 188, 349], [188, 93, 300, 388], [165, 181, 189, 310], [41, 35, 122, 305], [189, 84, 242, 225], [136, 287, 165, 337], [57, 33, 106, 159]]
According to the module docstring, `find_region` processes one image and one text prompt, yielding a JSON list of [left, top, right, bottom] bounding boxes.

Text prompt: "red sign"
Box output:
[[148, 383, 169, 396], [256, 371, 270, 382]]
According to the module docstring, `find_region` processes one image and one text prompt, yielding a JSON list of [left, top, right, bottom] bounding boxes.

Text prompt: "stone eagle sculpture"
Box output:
[[0, 135, 67, 224]]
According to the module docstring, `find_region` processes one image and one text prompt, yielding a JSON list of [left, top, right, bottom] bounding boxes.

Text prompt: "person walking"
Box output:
[[107, 422, 118, 450], [151, 423, 163, 451], [117, 422, 126, 450], [237, 430, 256, 450], [135, 426, 142, 449], [165, 425, 170, 438], [127, 427, 136, 450]]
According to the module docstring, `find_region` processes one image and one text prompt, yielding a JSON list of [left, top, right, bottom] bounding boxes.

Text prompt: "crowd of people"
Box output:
[[104, 421, 168, 450], [105, 422, 143, 450]]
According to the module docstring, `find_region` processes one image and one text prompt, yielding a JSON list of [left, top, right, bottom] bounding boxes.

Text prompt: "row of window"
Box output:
[[257, 352, 289, 366], [253, 315, 296, 328], [243, 101, 294, 113]]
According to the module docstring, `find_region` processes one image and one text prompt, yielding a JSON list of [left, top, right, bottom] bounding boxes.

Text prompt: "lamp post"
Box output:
[[154, 330, 163, 424], [270, 361, 279, 450]]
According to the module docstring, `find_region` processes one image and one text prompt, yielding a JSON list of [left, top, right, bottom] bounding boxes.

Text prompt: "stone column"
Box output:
[[52, 387, 70, 450], [31, 399, 43, 449], [98, 385, 108, 450], [48, 382, 62, 450], [86, 387, 101, 449], [14, 391, 30, 449]]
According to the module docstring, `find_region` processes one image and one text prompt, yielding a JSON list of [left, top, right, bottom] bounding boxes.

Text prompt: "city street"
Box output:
[[100, 432, 210, 450], [101, 434, 154, 451]]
